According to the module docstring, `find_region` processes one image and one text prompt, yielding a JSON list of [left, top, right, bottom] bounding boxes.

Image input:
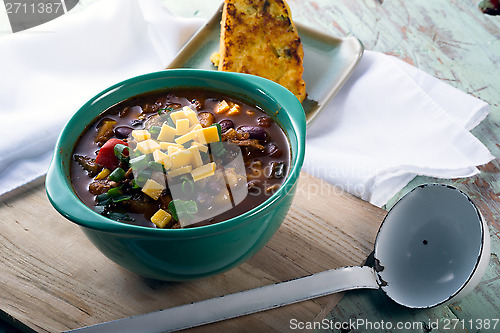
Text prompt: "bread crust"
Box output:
[[218, 0, 306, 102]]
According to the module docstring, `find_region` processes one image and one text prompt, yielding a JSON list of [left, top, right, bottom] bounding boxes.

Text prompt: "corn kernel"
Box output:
[[175, 130, 198, 145], [167, 145, 181, 155], [160, 142, 183, 150], [170, 110, 188, 123], [191, 162, 216, 182], [188, 146, 203, 168], [191, 141, 209, 153], [184, 109, 200, 126], [170, 150, 193, 169], [151, 209, 172, 228]]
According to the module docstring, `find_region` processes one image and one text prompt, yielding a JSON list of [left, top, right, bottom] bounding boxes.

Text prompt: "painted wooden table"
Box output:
[[1, 0, 500, 332]]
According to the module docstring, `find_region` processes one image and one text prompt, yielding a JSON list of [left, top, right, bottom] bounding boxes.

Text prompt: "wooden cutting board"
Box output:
[[0, 172, 386, 332]]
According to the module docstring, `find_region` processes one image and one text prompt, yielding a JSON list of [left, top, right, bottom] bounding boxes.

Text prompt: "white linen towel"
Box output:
[[0, 0, 494, 207]]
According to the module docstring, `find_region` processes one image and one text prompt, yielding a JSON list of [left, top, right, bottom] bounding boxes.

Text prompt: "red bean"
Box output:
[[239, 126, 267, 141], [257, 116, 273, 128]]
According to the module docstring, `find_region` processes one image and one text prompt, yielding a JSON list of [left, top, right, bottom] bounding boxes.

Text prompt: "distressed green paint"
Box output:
[[283, 0, 500, 331]]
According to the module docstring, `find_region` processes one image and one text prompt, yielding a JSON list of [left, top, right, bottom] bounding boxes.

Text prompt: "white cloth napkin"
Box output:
[[0, 0, 494, 207], [303, 50, 494, 206]]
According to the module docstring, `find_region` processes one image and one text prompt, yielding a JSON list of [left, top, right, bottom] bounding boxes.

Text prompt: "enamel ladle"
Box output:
[[70, 184, 490, 333]]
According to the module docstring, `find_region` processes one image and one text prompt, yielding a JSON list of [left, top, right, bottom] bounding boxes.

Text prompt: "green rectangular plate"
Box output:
[[167, 5, 364, 125]]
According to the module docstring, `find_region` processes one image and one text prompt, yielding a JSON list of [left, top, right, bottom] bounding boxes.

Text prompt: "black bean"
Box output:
[[218, 119, 235, 133], [239, 126, 268, 141], [114, 126, 134, 139]]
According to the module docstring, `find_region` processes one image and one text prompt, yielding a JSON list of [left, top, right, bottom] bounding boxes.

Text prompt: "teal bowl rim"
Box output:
[[46, 69, 306, 238]]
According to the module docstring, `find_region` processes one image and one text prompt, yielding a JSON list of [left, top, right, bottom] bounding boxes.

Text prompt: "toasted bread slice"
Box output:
[[218, 0, 306, 102]]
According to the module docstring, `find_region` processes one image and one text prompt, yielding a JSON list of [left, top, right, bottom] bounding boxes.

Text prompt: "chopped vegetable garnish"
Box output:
[[130, 154, 151, 173], [149, 126, 161, 136], [168, 199, 198, 221], [94, 168, 111, 180], [95, 138, 128, 170], [114, 144, 130, 163], [109, 167, 126, 182], [180, 175, 195, 195]]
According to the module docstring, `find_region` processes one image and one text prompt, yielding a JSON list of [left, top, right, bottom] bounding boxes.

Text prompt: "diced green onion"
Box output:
[[109, 167, 126, 182], [150, 126, 161, 136], [130, 154, 151, 173], [114, 144, 130, 163], [105, 211, 134, 222], [211, 141, 226, 158], [148, 161, 164, 173], [168, 199, 198, 221], [135, 168, 153, 187], [107, 186, 123, 197], [112, 194, 133, 203], [132, 149, 143, 158], [180, 176, 194, 195], [183, 200, 198, 215], [96, 193, 110, 204], [212, 123, 222, 140]]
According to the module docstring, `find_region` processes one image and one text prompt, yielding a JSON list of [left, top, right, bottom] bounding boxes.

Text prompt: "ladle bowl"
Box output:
[[375, 183, 490, 308], [69, 184, 491, 332]]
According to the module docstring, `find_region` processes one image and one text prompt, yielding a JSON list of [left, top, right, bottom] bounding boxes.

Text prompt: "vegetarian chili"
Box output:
[[71, 89, 290, 228]]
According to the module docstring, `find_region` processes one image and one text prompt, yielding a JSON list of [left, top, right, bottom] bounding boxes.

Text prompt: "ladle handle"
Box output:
[[68, 266, 379, 333]]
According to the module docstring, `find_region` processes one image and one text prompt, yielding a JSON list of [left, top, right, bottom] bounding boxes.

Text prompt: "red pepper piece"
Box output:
[[95, 138, 128, 170]]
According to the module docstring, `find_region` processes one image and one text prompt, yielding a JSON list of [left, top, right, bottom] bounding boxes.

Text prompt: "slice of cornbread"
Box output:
[[217, 0, 306, 102]]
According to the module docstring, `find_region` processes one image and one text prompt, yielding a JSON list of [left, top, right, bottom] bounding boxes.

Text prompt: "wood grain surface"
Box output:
[[0, 173, 386, 332]]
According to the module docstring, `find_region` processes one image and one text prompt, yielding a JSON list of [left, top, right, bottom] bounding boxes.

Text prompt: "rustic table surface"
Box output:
[[1, 0, 500, 332]]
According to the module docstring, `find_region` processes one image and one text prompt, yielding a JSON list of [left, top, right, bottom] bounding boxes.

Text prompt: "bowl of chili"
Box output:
[[46, 69, 306, 281]]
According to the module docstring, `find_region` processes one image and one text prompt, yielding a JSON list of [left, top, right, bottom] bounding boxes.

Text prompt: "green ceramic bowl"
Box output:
[[46, 69, 306, 281]]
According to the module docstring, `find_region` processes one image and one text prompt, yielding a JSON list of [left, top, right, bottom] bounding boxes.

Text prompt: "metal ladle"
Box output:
[[70, 184, 490, 333]]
